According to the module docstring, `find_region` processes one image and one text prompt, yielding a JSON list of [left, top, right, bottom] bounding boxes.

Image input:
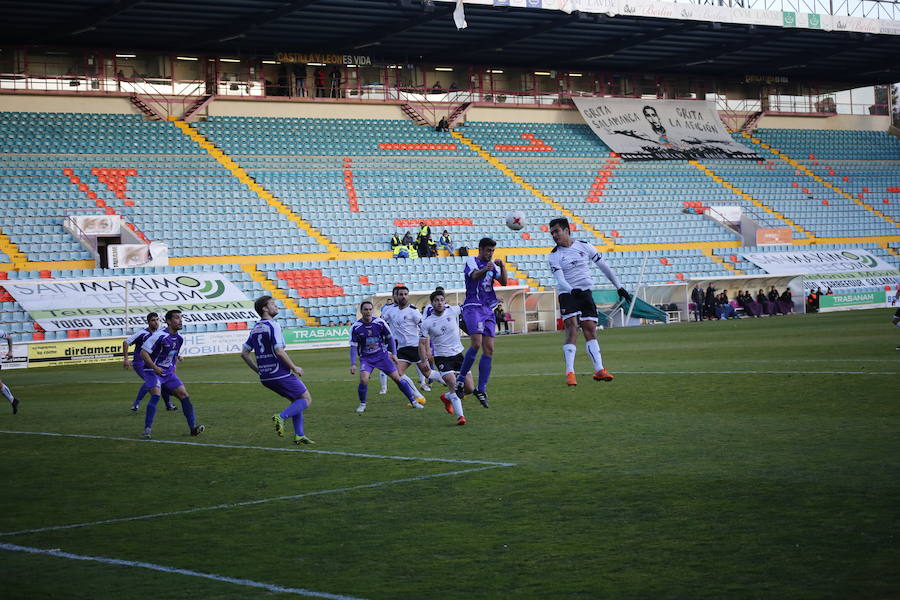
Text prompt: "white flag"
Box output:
[[453, 0, 468, 29]]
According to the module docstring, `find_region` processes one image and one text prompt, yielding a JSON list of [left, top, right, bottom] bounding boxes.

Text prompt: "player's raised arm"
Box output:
[[494, 258, 508, 286]]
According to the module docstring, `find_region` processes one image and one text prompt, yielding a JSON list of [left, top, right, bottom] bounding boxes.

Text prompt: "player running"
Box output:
[[456, 237, 507, 408], [380, 286, 439, 400], [547, 217, 631, 386], [122, 312, 176, 413], [350, 300, 424, 413], [241, 295, 314, 445], [0, 327, 21, 414], [140, 310, 204, 439], [421, 290, 473, 426]]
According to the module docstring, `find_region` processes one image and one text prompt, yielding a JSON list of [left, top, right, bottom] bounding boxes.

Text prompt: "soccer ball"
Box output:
[[506, 211, 525, 231]]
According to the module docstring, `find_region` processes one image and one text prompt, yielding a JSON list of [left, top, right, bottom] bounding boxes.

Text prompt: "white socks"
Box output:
[[563, 344, 576, 373], [585, 339, 603, 371], [447, 391, 464, 417], [379, 371, 388, 392], [401, 374, 422, 397], [428, 369, 443, 383], [1, 384, 13, 403]]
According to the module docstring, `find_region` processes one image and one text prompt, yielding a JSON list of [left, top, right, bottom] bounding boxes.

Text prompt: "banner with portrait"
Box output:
[[572, 98, 760, 161]]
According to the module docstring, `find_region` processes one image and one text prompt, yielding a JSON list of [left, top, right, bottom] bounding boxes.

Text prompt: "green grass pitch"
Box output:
[[1, 310, 898, 599]]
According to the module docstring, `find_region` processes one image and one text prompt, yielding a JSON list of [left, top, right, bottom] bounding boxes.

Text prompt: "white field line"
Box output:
[[0, 430, 516, 467], [0, 542, 368, 600], [14, 366, 899, 389], [0, 464, 506, 539]]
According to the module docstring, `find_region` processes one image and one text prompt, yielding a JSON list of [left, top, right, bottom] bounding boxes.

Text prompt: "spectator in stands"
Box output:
[[825, 287, 834, 295], [390, 232, 402, 251], [402, 231, 414, 246], [417, 221, 431, 241], [427, 236, 438, 257], [691, 285, 704, 322], [416, 222, 431, 258], [438, 229, 454, 254], [329, 67, 342, 98], [294, 66, 307, 97], [430, 81, 443, 94], [393, 245, 409, 259], [436, 117, 450, 132], [314, 68, 326, 97]]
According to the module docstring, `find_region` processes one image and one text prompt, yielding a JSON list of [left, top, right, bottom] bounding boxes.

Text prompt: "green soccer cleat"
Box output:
[[272, 414, 285, 437], [293, 435, 315, 445]]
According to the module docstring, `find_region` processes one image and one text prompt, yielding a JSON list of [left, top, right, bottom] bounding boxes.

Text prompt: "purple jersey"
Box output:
[[243, 319, 291, 382], [350, 317, 393, 359], [141, 328, 183, 376], [126, 327, 153, 368], [463, 256, 500, 309]]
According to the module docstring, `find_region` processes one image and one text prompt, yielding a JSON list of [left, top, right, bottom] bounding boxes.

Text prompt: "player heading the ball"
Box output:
[[547, 218, 631, 387]]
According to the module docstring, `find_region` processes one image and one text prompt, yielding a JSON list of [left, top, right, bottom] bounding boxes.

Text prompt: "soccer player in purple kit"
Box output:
[[456, 237, 507, 408], [350, 300, 424, 413], [122, 312, 176, 413], [140, 309, 204, 439], [241, 296, 314, 445]]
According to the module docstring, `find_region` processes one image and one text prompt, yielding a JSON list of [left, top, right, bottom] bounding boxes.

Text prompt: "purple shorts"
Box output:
[[262, 375, 308, 400], [142, 369, 183, 392], [132, 363, 145, 379], [462, 305, 496, 338], [360, 353, 397, 375]]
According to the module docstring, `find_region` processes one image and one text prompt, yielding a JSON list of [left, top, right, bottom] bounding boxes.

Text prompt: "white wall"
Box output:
[[207, 99, 407, 120], [757, 114, 891, 131], [0, 93, 136, 114], [465, 105, 584, 124]]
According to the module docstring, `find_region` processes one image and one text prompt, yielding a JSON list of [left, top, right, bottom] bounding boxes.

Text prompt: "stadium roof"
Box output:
[[3, 0, 899, 85]]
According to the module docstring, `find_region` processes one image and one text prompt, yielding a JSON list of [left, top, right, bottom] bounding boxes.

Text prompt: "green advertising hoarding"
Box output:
[[818, 291, 886, 311], [284, 326, 350, 347]]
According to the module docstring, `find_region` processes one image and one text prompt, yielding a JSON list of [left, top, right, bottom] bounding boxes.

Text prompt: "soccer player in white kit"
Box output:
[[891, 274, 900, 350], [547, 218, 631, 387], [0, 328, 20, 413], [421, 290, 474, 426], [380, 286, 438, 403]]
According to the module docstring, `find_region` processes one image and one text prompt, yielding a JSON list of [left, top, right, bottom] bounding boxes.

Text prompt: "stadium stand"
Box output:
[[0, 110, 898, 343]]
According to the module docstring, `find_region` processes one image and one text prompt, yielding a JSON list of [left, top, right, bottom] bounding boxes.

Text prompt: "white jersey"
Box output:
[[421, 305, 464, 357], [380, 303, 424, 348], [548, 240, 622, 294]]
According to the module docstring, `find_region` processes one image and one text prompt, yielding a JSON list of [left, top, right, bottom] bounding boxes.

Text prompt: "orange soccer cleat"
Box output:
[[440, 393, 454, 415], [593, 368, 614, 382], [566, 372, 578, 387]]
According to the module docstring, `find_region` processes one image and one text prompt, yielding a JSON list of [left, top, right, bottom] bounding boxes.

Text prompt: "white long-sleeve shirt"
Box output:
[[548, 240, 622, 294]]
